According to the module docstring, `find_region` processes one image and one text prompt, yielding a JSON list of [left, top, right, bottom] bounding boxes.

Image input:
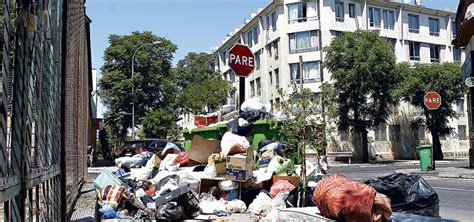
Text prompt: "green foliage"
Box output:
[[142, 109, 180, 141], [99, 31, 178, 141], [99, 32, 230, 144], [278, 85, 326, 157], [174, 52, 231, 114], [397, 62, 466, 160], [322, 30, 400, 162]]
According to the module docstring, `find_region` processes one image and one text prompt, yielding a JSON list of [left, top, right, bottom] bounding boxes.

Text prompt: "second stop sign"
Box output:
[[424, 92, 442, 110], [229, 44, 255, 77]]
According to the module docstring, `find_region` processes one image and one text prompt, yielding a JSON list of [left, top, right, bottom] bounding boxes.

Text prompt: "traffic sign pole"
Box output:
[[239, 77, 245, 114]]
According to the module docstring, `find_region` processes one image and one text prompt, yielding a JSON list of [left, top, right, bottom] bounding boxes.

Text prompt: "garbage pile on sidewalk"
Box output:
[[94, 98, 444, 221]]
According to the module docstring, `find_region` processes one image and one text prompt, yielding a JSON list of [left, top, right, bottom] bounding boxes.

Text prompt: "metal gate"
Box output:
[[0, 0, 91, 221]]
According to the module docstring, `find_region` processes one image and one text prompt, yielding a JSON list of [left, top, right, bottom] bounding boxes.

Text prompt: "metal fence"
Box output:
[[0, 0, 91, 221]]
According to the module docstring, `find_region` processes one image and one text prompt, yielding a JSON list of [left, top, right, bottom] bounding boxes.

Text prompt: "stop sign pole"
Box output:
[[228, 44, 255, 113], [423, 91, 442, 171]]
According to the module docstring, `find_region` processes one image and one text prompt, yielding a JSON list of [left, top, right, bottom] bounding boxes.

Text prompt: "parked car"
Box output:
[[115, 139, 171, 157]]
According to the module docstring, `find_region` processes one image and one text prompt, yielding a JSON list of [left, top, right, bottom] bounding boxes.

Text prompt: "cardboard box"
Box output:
[[225, 148, 254, 182], [258, 150, 275, 168], [272, 175, 301, 187], [188, 135, 221, 164], [215, 159, 226, 175]]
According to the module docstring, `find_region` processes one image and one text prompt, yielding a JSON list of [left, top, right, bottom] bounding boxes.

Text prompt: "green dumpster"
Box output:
[[182, 123, 227, 150], [247, 120, 282, 150], [417, 145, 433, 171]]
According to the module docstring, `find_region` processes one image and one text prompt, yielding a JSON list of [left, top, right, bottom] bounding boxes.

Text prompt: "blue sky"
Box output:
[[87, 0, 458, 117], [86, 0, 458, 69]]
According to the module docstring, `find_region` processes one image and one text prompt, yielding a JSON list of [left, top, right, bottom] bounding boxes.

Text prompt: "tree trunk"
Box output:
[[361, 129, 369, 163], [431, 130, 444, 160]]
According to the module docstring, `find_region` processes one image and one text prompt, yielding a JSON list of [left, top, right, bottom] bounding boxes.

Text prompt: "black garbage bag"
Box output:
[[226, 118, 251, 136], [156, 202, 183, 220], [365, 173, 439, 217]]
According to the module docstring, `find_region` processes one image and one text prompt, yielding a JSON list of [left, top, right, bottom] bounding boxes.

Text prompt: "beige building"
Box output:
[[185, 0, 468, 160]]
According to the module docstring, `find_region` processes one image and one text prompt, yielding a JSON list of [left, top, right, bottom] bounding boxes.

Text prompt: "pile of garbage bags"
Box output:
[[94, 97, 442, 221]]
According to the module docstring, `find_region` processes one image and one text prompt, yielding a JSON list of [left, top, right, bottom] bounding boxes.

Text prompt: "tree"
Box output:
[[174, 52, 231, 114], [278, 83, 327, 207], [142, 108, 180, 141], [322, 30, 400, 163], [397, 62, 466, 161], [98, 31, 178, 142]]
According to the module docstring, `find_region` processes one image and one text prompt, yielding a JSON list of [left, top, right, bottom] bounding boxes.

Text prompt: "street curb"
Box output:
[[395, 169, 474, 179]]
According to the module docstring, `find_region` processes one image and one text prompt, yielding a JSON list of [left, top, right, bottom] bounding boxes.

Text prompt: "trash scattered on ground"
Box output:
[[95, 98, 446, 221]]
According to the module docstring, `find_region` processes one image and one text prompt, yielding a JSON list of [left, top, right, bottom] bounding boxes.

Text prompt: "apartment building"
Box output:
[[189, 0, 467, 160]]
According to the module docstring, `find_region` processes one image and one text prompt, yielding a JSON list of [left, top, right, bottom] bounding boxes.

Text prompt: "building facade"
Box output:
[[190, 0, 467, 160], [454, 0, 474, 167]]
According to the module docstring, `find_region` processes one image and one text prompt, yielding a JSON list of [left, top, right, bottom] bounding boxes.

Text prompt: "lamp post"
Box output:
[[131, 41, 161, 140]]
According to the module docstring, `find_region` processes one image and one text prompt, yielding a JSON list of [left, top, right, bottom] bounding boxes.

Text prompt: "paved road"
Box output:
[[327, 161, 474, 221]]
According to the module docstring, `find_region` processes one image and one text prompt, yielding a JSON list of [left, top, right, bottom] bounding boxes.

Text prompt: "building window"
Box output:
[[453, 47, 462, 63], [247, 29, 253, 47], [255, 51, 261, 70], [250, 80, 255, 97], [256, 77, 261, 96], [230, 91, 236, 105], [290, 61, 321, 83], [429, 18, 440, 36], [341, 130, 350, 142], [274, 40, 279, 60], [253, 25, 260, 45], [289, 30, 320, 54], [375, 125, 387, 141], [275, 68, 280, 87], [383, 10, 395, 30], [270, 100, 274, 113], [349, 3, 356, 18], [229, 71, 236, 82], [332, 31, 343, 37], [414, 127, 425, 140], [408, 14, 419, 33], [269, 71, 273, 85], [265, 15, 271, 30], [389, 104, 399, 115], [288, 3, 303, 23], [413, 106, 423, 116], [458, 125, 467, 140], [335, 1, 344, 22], [452, 21, 457, 38], [266, 44, 272, 58], [430, 44, 440, 63], [409, 41, 420, 61], [386, 38, 396, 52], [271, 11, 277, 31], [369, 7, 381, 28], [456, 99, 465, 117], [389, 125, 401, 141], [275, 98, 281, 111]]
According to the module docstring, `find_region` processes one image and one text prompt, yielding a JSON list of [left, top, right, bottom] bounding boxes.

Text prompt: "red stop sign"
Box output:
[[424, 92, 442, 110], [229, 44, 255, 77]]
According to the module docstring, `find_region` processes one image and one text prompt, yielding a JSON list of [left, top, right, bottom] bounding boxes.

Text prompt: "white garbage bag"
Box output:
[[220, 132, 251, 158], [241, 97, 269, 112]]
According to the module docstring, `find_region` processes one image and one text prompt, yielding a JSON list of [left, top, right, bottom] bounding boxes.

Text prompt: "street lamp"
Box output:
[[131, 41, 161, 140]]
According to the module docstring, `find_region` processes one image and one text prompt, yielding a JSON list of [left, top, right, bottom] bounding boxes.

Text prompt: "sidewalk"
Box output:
[[328, 158, 468, 168], [395, 167, 474, 179]]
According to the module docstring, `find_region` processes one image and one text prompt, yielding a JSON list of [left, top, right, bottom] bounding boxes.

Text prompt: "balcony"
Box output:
[[409, 28, 419, 33], [288, 16, 319, 24], [290, 46, 319, 54], [430, 31, 439, 37]]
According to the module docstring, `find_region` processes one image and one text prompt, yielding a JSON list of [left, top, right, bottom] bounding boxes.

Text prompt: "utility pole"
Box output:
[[299, 55, 307, 207]]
